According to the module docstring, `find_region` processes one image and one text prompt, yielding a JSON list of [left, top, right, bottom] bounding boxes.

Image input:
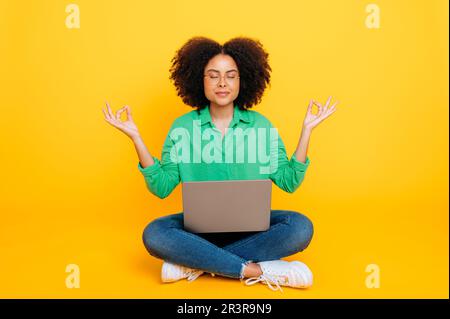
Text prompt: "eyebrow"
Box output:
[[205, 69, 238, 73]]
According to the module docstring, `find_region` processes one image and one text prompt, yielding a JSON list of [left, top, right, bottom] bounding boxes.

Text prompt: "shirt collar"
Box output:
[[198, 103, 251, 127]]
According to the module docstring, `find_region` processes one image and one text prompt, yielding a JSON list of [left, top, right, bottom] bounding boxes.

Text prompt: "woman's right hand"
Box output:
[[102, 101, 141, 140]]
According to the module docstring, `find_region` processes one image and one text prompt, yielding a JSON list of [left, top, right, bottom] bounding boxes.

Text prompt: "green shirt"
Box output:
[[138, 103, 311, 199]]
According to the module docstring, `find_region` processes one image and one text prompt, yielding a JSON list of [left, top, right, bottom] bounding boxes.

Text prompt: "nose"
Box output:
[[218, 76, 227, 87]]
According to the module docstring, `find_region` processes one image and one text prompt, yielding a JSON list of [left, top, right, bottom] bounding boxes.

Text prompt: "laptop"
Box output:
[[182, 179, 272, 233]]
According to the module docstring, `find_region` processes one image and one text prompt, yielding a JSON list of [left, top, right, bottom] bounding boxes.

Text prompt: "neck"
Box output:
[[209, 102, 234, 122]]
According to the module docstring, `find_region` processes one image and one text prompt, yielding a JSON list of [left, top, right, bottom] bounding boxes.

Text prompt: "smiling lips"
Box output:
[[215, 92, 230, 97]]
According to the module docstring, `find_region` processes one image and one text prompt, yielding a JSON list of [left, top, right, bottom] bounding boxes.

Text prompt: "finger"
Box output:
[[104, 116, 114, 125], [106, 101, 115, 119], [325, 95, 332, 108], [125, 105, 134, 121], [103, 109, 117, 124], [102, 108, 110, 120], [329, 101, 339, 113], [102, 110, 117, 126], [103, 108, 115, 123], [323, 107, 338, 120], [116, 107, 126, 121], [312, 100, 322, 115], [314, 100, 325, 117], [306, 100, 313, 115]]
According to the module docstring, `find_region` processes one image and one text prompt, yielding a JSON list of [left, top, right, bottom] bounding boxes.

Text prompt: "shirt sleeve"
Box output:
[[269, 127, 310, 193], [137, 125, 181, 199]]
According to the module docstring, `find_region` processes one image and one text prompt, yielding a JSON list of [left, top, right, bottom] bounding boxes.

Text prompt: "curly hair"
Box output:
[[169, 36, 272, 112]]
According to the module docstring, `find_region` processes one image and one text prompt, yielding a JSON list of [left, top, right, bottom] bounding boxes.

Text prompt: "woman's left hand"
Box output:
[[303, 96, 338, 132]]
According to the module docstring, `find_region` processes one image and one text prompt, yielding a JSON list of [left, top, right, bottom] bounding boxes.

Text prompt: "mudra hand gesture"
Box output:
[[303, 96, 338, 132], [102, 101, 141, 140]]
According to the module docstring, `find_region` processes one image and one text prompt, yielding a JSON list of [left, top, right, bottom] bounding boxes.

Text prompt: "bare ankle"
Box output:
[[243, 263, 263, 278]]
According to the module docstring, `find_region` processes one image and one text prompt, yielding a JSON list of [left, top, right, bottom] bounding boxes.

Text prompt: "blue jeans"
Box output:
[[142, 210, 314, 279]]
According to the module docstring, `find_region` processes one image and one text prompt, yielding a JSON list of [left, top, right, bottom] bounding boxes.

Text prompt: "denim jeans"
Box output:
[[142, 210, 314, 279]]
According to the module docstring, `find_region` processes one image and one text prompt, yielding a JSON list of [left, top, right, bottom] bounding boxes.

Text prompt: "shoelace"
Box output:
[[186, 270, 204, 282], [244, 274, 285, 292], [186, 270, 216, 282]]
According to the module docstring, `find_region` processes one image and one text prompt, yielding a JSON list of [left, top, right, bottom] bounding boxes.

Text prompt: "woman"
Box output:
[[102, 36, 337, 292]]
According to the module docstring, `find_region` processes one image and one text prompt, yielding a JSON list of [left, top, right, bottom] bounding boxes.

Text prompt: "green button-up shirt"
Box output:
[[138, 104, 310, 199]]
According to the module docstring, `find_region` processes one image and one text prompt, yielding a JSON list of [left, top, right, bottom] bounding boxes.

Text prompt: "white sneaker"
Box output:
[[161, 261, 211, 283], [244, 260, 313, 292]]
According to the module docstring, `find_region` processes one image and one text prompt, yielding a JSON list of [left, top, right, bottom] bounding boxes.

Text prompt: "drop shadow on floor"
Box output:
[[131, 251, 251, 287]]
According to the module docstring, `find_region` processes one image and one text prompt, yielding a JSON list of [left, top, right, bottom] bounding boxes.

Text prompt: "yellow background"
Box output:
[[0, 0, 448, 298]]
